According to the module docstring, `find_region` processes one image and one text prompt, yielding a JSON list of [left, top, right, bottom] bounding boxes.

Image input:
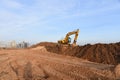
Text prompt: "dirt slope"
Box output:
[[0, 47, 116, 80], [32, 42, 120, 65]]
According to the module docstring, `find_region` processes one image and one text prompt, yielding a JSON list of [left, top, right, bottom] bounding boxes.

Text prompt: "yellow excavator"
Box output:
[[58, 29, 79, 46]]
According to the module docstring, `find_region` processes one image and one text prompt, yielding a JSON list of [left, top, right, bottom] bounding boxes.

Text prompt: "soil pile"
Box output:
[[32, 42, 120, 65], [0, 49, 116, 80]]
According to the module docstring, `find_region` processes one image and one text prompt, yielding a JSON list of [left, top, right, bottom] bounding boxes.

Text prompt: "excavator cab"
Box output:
[[68, 37, 71, 43]]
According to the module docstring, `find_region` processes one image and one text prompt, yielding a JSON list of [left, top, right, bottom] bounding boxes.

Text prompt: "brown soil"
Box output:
[[32, 42, 120, 65], [0, 48, 116, 80]]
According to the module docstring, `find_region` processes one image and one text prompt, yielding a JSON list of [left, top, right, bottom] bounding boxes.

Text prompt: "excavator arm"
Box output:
[[58, 29, 79, 45]]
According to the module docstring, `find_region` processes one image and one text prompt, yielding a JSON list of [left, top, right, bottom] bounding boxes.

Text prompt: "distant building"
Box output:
[[17, 41, 29, 48], [10, 41, 16, 48], [0, 41, 29, 48], [0, 41, 7, 48]]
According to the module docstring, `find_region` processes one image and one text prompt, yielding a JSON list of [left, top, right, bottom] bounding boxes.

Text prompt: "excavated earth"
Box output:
[[0, 42, 120, 80], [32, 42, 120, 65], [0, 47, 117, 80]]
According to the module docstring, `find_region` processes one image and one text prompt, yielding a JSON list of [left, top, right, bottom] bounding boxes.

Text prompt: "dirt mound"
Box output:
[[31, 42, 58, 48], [32, 42, 120, 65], [0, 49, 116, 80]]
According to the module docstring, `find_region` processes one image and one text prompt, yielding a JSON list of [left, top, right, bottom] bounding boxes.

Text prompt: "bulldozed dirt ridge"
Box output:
[[32, 42, 120, 65], [0, 47, 116, 80]]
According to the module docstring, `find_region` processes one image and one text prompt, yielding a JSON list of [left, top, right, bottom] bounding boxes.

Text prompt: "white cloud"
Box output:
[[0, 0, 76, 34], [67, 2, 120, 18], [30, 0, 76, 16], [81, 4, 120, 17], [1, 0, 23, 9]]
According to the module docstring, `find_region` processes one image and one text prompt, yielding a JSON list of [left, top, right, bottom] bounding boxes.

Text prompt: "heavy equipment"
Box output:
[[58, 29, 79, 46]]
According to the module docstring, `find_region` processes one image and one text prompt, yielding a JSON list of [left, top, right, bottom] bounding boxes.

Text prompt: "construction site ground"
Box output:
[[0, 42, 120, 80]]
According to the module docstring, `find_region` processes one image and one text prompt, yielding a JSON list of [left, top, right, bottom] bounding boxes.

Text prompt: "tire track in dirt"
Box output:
[[33, 51, 115, 80], [23, 62, 32, 80]]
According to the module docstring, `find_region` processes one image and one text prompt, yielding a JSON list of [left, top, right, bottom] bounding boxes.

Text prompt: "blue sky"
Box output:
[[0, 0, 120, 44]]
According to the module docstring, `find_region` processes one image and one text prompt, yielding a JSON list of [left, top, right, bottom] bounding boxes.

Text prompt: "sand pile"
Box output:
[[32, 42, 120, 65]]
